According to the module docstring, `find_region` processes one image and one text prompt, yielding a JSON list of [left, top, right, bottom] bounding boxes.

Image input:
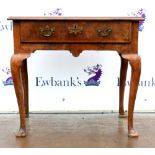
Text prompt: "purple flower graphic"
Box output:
[[128, 8, 146, 32], [84, 64, 102, 86], [2, 67, 13, 86], [2, 67, 11, 75], [44, 8, 62, 16]]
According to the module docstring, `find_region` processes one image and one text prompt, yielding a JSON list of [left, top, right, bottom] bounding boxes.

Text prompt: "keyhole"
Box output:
[[74, 25, 77, 29]]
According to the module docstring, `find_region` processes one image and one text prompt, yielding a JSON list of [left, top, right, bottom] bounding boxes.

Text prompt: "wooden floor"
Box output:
[[0, 113, 154, 148]]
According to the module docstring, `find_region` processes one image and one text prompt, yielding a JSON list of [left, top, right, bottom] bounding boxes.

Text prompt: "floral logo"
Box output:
[[2, 67, 13, 86], [44, 8, 62, 16], [128, 8, 146, 32], [84, 64, 102, 86]]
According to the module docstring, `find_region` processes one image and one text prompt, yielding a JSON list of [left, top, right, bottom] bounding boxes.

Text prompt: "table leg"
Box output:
[[11, 53, 31, 137], [121, 54, 141, 137], [119, 55, 128, 118], [21, 59, 29, 118]]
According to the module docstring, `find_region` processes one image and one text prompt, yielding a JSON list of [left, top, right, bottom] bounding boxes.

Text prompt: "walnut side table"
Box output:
[[8, 17, 144, 137]]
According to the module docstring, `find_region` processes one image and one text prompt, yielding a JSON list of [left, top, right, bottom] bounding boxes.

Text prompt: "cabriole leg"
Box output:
[[11, 53, 30, 137], [21, 59, 29, 118], [121, 54, 141, 137], [119, 55, 128, 118]]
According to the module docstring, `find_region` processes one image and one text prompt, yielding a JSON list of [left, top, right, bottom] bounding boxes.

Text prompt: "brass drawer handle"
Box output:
[[40, 25, 55, 37], [96, 27, 112, 37], [68, 24, 83, 35]]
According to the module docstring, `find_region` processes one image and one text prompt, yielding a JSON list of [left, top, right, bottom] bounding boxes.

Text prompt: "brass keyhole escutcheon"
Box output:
[[68, 24, 83, 35]]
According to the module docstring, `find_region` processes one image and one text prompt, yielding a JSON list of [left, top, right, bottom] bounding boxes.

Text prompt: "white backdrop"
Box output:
[[0, 0, 154, 112]]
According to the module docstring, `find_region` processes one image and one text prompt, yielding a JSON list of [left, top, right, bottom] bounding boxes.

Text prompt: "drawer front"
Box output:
[[20, 21, 131, 43]]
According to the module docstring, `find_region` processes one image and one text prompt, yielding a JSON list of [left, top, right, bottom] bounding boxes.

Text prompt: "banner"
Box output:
[[0, 0, 154, 112]]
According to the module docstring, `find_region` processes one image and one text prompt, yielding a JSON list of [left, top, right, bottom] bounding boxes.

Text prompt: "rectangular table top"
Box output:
[[8, 16, 144, 21]]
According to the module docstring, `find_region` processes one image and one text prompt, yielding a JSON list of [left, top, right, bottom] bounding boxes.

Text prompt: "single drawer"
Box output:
[[20, 21, 131, 43]]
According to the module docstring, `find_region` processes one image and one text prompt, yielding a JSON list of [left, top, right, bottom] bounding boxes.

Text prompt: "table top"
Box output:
[[8, 16, 144, 21]]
